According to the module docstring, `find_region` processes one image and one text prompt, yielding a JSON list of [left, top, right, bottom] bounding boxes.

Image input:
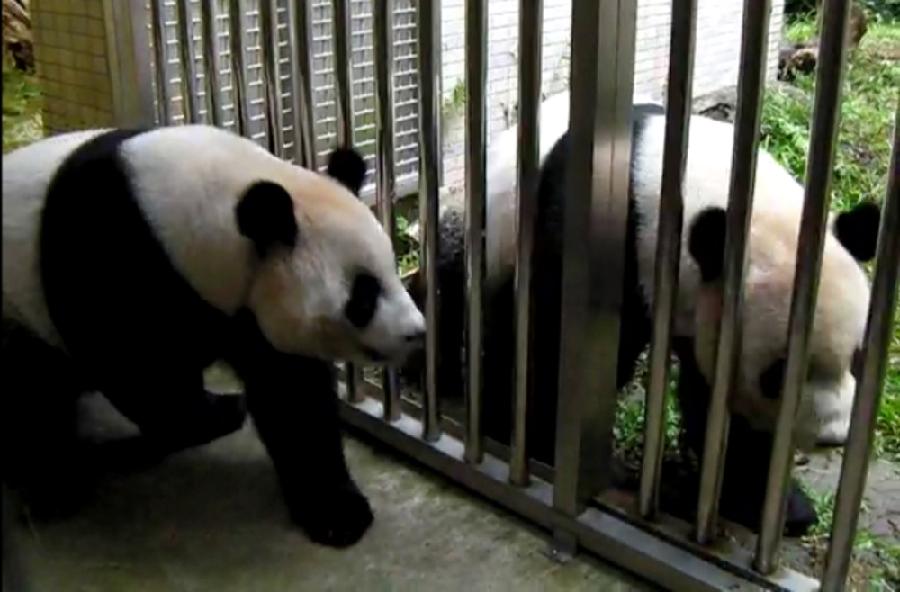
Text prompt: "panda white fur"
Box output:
[[2, 125, 425, 548], [413, 91, 880, 536]]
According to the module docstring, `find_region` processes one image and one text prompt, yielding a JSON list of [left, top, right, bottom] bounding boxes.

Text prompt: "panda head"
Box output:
[[236, 147, 426, 365], [688, 200, 880, 449]]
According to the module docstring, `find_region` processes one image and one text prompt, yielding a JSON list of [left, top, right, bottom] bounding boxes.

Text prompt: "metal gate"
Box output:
[[128, 0, 899, 589]]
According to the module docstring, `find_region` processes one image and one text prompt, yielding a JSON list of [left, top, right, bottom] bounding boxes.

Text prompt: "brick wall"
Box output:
[[30, 0, 116, 133]]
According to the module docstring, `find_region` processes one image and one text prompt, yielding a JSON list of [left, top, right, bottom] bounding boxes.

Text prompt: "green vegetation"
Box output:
[[761, 19, 900, 460], [2, 54, 42, 153]]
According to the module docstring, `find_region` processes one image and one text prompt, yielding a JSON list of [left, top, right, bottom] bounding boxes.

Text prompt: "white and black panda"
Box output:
[[2, 125, 425, 548], [410, 91, 880, 536]]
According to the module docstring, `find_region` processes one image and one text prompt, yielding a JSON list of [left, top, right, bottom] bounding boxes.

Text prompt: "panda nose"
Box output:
[[405, 328, 426, 346]]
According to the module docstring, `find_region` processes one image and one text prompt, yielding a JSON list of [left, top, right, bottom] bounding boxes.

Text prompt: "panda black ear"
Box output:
[[236, 181, 299, 255], [688, 207, 727, 283], [833, 201, 880, 262], [326, 147, 367, 196]]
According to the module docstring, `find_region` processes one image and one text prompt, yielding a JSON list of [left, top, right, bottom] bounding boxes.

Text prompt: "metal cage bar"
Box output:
[[553, 0, 637, 515], [199, 0, 223, 127], [417, 0, 442, 443], [463, 0, 487, 465], [694, 0, 771, 545], [638, 0, 697, 519], [288, 0, 317, 168], [508, 0, 543, 487], [150, 0, 171, 124], [331, 0, 361, 402], [174, 0, 200, 122], [821, 105, 900, 591], [373, 0, 402, 422], [755, 0, 854, 572], [259, 0, 284, 157], [227, 0, 249, 135]]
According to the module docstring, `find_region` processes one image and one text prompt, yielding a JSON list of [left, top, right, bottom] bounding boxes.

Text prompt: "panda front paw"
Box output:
[[289, 481, 374, 548]]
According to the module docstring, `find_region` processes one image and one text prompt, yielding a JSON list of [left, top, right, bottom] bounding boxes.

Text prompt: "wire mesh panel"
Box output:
[[148, 0, 419, 189]]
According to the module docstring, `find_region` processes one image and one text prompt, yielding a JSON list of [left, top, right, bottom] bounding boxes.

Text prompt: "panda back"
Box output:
[[3, 129, 109, 346]]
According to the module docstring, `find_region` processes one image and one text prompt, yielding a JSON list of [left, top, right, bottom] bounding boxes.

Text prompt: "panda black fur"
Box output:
[[2, 125, 425, 548], [411, 92, 880, 537]]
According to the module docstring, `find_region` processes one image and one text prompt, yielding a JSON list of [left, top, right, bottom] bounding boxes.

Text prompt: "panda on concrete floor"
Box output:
[[409, 91, 880, 537], [2, 125, 426, 548]]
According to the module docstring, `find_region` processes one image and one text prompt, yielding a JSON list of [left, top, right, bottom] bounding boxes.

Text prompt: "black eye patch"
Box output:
[[345, 272, 382, 329], [759, 357, 786, 400]]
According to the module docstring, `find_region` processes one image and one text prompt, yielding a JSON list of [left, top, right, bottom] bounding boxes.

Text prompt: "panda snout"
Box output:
[[404, 327, 426, 347]]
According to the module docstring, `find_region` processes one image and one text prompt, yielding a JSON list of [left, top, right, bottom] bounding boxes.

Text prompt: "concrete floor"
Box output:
[[8, 393, 652, 592]]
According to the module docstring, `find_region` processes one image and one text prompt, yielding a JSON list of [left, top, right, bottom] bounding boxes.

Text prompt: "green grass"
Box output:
[[2, 54, 43, 153], [802, 487, 900, 589], [760, 19, 900, 460]]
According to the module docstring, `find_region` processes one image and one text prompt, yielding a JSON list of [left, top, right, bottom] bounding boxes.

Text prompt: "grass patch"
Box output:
[[801, 487, 900, 590], [3, 54, 43, 153], [761, 19, 900, 460]]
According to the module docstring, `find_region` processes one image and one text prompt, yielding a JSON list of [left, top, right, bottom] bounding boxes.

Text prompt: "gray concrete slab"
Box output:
[[10, 394, 654, 592]]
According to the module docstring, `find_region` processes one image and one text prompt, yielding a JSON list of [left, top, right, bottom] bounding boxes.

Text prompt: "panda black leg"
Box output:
[[98, 369, 247, 456], [673, 340, 817, 537], [2, 322, 91, 519], [239, 351, 372, 548]]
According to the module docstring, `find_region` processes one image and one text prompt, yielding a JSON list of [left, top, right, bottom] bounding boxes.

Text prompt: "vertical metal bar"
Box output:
[[755, 0, 854, 573], [695, 0, 771, 545], [332, 0, 360, 402], [287, 0, 318, 168], [553, 0, 637, 515], [417, 0, 442, 442], [200, 0, 223, 127], [175, 0, 199, 122], [374, 0, 402, 422], [150, 0, 171, 125], [821, 106, 900, 592], [332, 0, 354, 148], [462, 0, 487, 464], [509, 0, 543, 486], [259, 0, 285, 157], [228, 0, 249, 136], [638, 0, 696, 519], [103, 0, 158, 128]]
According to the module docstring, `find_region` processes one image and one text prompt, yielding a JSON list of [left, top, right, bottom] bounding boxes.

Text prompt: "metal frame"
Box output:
[[108, 1, 898, 589]]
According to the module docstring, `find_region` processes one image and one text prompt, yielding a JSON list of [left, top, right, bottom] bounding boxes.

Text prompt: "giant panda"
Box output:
[[408, 91, 880, 536], [2, 125, 426, 548]]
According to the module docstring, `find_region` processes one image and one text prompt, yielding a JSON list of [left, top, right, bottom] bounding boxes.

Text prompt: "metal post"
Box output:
[[509, 0, 543, 486], [332, 0, 354, 149], [175, 0, 199, 123], [200, 0, 223, 127], [821, 105, 900, 592], [638, 0, 696, 519], [553, 0, 637, 515], [149, 0, 171, 125], [374, 0, 402, 422], [694, 0, 771, 545], [463, 0, 487, 464], [259, 0, 285, 157], [417, 0, 442, 442], [331, 0, 361, 403], [228, 0, 249, 136], [288, 0, 318, 168], [755, 0, 854, 572]]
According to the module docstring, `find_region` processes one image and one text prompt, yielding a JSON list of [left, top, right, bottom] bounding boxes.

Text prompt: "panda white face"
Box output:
[[239, 148, 426, 365], [689, 202, 879, 449]]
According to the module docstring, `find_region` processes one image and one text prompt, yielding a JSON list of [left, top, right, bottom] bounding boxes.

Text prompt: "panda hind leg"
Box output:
[[672, 340, 817, 537], [98, 366, 247, 458], [2, 321, 92, 519]]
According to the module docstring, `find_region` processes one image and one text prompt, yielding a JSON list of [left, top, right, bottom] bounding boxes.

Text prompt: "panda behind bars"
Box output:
[[2, 125, 426, 548], [405, 91, 881, 538]]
